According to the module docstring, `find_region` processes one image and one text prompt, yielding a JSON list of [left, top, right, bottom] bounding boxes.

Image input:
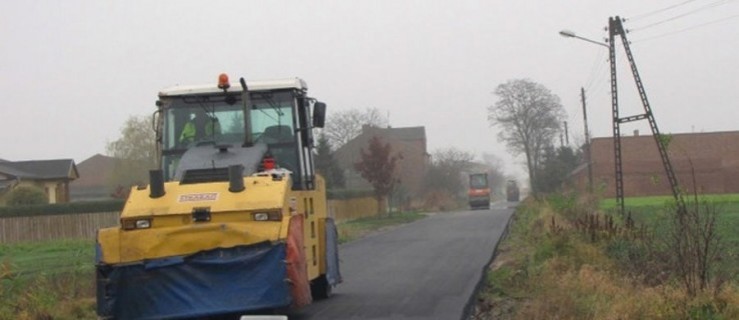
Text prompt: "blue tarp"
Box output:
[[96, 242, 290, 319]]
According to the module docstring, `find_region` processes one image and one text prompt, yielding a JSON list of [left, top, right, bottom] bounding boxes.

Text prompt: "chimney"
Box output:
[[633, 129, 639, 136]]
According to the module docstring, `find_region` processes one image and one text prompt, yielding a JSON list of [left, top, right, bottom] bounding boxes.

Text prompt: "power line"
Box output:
[[630, 0, 736, 32], [587, 70, 609, 97], [627, 0, 699, 21], [633, 13, 739, 42], [584, 50, 608, 91]]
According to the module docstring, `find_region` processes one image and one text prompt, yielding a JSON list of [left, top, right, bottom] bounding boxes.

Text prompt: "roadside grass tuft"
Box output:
[[337, 211, 426, 243]]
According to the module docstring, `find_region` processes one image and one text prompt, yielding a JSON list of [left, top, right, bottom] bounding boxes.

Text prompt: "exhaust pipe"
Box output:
[[228, 165, 245, 192], [149, 170, 165, 198]]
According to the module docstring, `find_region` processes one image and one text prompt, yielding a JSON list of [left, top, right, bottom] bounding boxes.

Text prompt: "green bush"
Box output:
[[0, 200, 125, 217], [5, 186, 48, 206], [327, 189, 374, 200]]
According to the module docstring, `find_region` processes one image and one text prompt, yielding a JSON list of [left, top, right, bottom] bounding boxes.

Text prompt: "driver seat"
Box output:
[[260, 125, 294, 143]]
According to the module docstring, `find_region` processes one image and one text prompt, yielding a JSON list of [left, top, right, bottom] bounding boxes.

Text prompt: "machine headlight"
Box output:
[[252, 211, 282, 221], [135, 219, 151, 229], [122, 218, 152, 230]]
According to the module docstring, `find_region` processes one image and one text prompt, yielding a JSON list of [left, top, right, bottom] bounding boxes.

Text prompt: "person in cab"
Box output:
[[179, 111, 221, 146]]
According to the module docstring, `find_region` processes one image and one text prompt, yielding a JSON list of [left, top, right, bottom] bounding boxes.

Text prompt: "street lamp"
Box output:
[[559, 30, 609, 48], [559, 29, 607, 194]]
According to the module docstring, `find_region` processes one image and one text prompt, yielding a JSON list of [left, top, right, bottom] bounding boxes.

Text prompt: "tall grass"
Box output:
[[472, 195, 739, 320], [0, 240, 97, 319]]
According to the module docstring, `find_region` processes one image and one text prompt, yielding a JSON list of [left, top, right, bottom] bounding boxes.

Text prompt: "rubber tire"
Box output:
[[310, 275, 332, 300]]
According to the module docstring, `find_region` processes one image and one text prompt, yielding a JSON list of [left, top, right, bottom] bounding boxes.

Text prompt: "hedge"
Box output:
[[0, 200, 125, 218], [327, 189, 375, 200], [0, 189, 377, 217]]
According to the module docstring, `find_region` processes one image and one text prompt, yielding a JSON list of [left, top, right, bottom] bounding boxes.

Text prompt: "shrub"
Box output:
[[5, 186, 48, 206], [0, 200, 125, 217], [327, 189, 374, 200], [664, 198, 725, 296]]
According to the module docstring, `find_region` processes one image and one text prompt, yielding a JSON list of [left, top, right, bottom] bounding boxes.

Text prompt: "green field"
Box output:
[[600, 193, 739, 209], [0, 239, 95, 279], [600, 194, 739, 281]]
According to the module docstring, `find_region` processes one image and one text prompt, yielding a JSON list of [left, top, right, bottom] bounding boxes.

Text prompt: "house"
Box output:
[[0, 159, 79, 205], [570, 130, 739, 197], [334, 125, 429, 203], [69, 154, 118, 202]]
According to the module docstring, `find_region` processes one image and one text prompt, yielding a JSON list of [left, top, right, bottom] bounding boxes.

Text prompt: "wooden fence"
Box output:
[[0, 211, 120, 244], [0, 197, 378, 244], [328, 197, 378, 223]]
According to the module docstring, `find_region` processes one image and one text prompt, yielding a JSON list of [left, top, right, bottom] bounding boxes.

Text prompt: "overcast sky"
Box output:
[[2, 1, 737, 179]]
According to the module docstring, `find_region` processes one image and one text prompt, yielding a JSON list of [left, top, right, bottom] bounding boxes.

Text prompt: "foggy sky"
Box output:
[[2, 0, 737, 180]]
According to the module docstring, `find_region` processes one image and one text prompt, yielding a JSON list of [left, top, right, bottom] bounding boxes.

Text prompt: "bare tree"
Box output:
[[106, 115, 157, 195], [481, 153, 506, 193], [488, 79, 565, 195], [314, 133, 345, 189], [424, 148, 475, 198], [324, 107, 388, 149]]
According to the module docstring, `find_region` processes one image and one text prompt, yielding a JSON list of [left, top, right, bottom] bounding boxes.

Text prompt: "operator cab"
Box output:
[[154, 75, 326, 190]]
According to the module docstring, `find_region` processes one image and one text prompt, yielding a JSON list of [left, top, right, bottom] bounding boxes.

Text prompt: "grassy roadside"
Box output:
[[472, 195, 739, 320], [336, 211, 426, 243], [0, 211, 426, 319]]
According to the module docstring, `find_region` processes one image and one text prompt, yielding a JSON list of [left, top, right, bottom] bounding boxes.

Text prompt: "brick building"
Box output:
[[571, 130, 739, 197], [334, 125, 429, 201]]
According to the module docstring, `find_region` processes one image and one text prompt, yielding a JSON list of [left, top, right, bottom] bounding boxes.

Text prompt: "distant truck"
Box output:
[[468, 173, 491, 210], [506, 180, 520, 202]]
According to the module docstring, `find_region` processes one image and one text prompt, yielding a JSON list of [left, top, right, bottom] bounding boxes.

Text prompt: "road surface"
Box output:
[[286, 201, 515, 320]]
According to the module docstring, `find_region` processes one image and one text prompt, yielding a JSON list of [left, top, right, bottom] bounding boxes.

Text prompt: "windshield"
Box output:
[[470, 175, 488, 189], [160, 91, 297, 180]]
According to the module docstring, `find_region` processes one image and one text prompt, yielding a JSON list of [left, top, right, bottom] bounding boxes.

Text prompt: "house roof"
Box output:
[[72, 154, 118, 188], [0, 159, 79, 180], [0, 163, 31, 179]]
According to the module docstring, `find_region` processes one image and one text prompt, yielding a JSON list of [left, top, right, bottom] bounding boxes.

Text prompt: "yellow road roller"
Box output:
[[96, 74, 341, 319]]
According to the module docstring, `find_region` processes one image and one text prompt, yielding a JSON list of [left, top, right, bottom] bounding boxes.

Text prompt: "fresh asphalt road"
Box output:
[[286, 201, 516, 320]]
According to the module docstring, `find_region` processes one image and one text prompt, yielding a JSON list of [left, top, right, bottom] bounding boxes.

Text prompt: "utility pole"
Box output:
[[581, 87, 593, 193], [607, 16, 685, 215], [564, 121, 569, 146], [608, 17, 625, 215], [559, 133, 564, 147]]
